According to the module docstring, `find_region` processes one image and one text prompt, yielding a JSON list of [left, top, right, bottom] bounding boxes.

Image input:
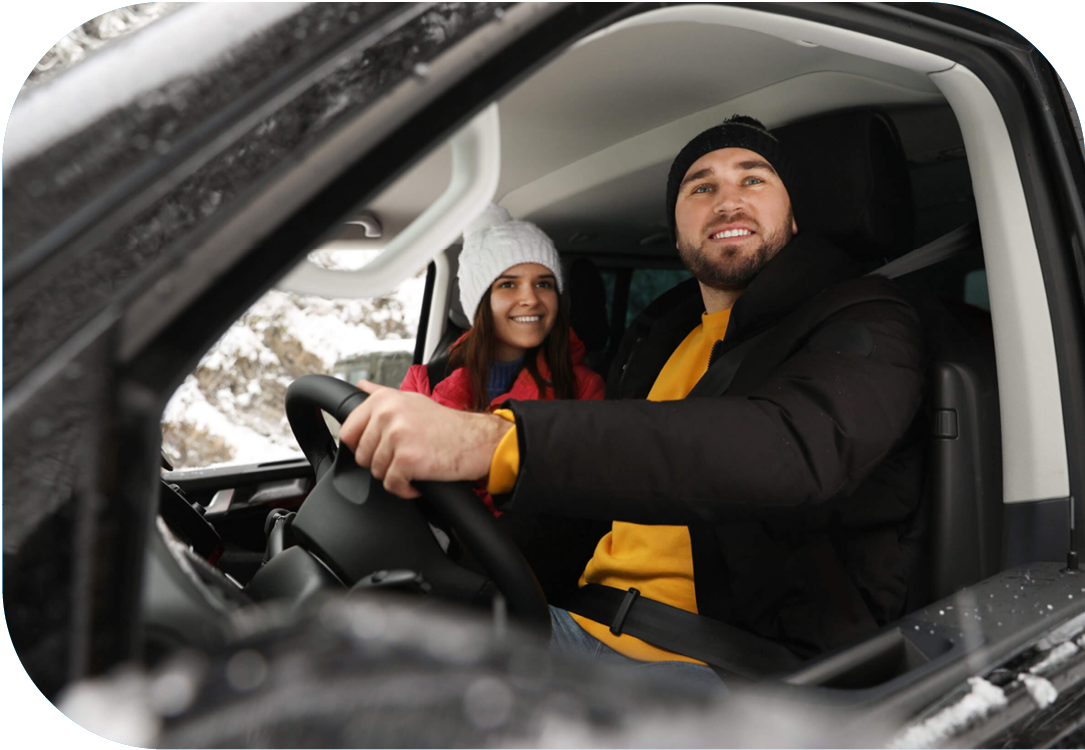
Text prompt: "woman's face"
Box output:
[[488, 262, 559, 362]]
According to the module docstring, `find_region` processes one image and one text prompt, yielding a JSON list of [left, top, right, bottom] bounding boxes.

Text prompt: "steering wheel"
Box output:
[[280, 374, 550, 632]]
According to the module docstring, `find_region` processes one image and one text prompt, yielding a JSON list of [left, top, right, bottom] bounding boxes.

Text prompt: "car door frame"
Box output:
[[5, 2, 1084, 719]]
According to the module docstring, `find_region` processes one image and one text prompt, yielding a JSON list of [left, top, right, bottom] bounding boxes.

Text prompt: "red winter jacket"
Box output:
[[400, 329, 606, 514]]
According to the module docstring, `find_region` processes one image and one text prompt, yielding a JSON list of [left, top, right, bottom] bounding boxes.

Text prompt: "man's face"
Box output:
[[674, 147, 798, 292]]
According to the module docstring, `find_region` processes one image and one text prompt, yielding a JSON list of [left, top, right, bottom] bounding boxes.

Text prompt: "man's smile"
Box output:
[[708, 227, 755, 240], [704, 217, 759, 243]]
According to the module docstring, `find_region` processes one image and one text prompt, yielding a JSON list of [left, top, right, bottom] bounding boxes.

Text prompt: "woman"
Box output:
[[400, 203, 606, 514]]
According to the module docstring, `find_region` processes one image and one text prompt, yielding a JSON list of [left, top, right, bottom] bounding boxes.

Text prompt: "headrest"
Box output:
[[566, 258, 610, 351], [774, 110, 914, 262]]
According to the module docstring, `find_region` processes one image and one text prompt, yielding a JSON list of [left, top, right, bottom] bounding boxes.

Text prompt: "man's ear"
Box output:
[[792, 215, 799, 235]]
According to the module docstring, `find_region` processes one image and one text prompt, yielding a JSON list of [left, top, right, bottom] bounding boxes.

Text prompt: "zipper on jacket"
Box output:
[[707, 339, 725, 368]]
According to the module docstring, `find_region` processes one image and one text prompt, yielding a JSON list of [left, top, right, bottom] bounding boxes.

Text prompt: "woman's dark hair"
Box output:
[[449, 286, 576, 412]]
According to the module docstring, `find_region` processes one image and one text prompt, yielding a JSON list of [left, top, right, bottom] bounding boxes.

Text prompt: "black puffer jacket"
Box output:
[[502, 233, 927, 656]]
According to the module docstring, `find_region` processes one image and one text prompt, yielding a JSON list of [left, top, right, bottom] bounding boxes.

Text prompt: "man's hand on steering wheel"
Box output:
[[339, 380, 514, 499], [280, 375, 550, 628]]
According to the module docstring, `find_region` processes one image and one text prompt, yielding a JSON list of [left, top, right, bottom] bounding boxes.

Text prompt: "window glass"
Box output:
[[161, 254, 425, 470], [963, 269, 990, 311], [626, 268, 692, 326], [601, 268, 618, 317]]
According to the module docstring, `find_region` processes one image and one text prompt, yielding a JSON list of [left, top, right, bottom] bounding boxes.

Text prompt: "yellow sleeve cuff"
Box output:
[[487, 409, 519, 495]]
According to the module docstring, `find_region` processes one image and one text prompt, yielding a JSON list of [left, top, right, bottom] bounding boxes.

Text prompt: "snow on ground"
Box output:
[[162, 270, 426, 469], [245, 290, 388, 369], [163, 377, 295, 466]]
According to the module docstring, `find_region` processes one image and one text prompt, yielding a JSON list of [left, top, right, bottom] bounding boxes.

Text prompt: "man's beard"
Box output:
[[677, 209, 794, 292]]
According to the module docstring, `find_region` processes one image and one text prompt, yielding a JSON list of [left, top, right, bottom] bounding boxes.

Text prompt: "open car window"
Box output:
[[160, 256, 425, 470]]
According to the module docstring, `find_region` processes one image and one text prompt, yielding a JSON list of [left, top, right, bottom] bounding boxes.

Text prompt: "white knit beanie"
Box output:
[[457, 203, 564, 321]]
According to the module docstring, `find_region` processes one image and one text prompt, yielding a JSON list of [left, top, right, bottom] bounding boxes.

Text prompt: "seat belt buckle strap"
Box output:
[[609, 587, 641, 635]]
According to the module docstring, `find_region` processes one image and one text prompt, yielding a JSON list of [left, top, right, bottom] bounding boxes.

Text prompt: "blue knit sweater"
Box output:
[[487, 357, 524, 403]]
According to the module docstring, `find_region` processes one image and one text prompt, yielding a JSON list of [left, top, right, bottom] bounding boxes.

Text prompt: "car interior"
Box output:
[[155, 3, 1073, 703]]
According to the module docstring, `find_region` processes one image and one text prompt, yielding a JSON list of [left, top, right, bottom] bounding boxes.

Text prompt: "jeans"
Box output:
[[548, 606, 727, 693]]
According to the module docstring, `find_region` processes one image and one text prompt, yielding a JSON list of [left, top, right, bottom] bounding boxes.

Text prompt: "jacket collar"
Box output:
[[609, 233, 858, 400], [724, 232, 858, 343]]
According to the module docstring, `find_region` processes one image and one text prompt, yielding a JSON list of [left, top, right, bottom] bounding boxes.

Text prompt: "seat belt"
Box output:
[[869, 219, 979, 280], [425, 354, 452, 394], [563, 584, 803, 679]]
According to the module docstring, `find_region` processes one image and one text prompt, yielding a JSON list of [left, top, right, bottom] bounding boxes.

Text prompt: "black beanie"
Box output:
[[665, 114, 794, 242]]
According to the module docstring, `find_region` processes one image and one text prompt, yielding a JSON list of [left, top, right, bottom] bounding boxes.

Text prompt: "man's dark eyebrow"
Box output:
[[738, 159, 777, 174], [679, 167, 714, 191]]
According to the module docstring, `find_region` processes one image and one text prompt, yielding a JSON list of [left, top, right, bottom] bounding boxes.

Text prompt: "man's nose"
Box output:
[[713, 183, 743, 213]]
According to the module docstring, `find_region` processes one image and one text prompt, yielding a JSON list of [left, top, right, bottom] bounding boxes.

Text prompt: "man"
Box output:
[[340, 115, 926, 682]]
